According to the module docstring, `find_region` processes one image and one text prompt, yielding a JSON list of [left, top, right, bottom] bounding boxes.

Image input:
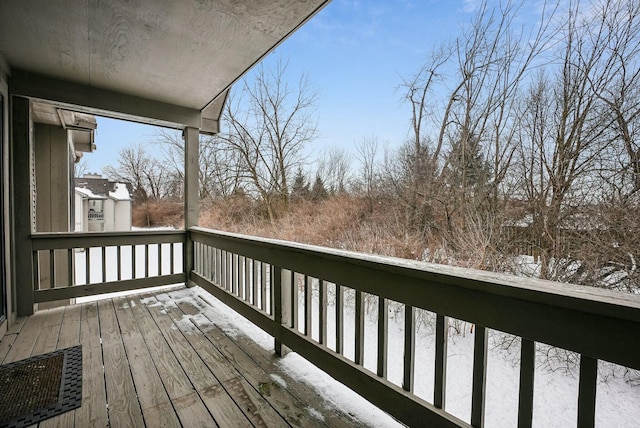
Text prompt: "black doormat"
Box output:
[[0, 345, 82, 428]]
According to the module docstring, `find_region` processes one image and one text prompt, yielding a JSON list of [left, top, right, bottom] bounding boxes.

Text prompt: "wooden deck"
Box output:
[[0, 286, 374, 428]]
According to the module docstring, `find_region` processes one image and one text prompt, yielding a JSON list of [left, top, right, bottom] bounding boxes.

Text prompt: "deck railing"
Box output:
[[31, 229, 185, 302], [27, 226, 640, 427], [189, 226, 640, 428]]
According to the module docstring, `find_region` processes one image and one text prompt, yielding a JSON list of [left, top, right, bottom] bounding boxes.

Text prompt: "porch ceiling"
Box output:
[[0, 0, 329, 130]]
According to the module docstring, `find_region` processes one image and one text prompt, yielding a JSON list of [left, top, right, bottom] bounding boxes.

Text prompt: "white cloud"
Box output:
[[462, 0, 478, 13]]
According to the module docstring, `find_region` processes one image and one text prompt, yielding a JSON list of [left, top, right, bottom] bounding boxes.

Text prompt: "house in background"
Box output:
[[74, 174, 133, 232]]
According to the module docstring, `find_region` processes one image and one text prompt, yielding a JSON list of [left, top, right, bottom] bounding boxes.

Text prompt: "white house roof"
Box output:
[[75, 187, 106, 200], [0, 0, 330, 132], [109, 183, 132, 202]]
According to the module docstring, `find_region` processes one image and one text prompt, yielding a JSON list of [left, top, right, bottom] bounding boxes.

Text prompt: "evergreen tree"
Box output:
[[291, 168, 310, 200], [311, 175, 328, 201]]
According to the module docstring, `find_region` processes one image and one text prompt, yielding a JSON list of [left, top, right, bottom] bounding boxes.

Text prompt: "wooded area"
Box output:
[[100, 0, 640, 294]]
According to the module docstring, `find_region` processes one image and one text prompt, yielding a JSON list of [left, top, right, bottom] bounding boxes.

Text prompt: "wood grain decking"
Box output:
[[0, 286, 370, 428]]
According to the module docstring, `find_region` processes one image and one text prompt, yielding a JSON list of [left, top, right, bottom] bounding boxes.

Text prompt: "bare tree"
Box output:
[[589, 0, 640, 200], [513, 0, 640, 280], [394, 0, 557, 246], [103, 144, 168, 203], [315, 147, 352, 194], [155, 129, 242, 202], [73, 158, 90, 178], [221, 59, 318, 222], [355, 136, 380, 213]]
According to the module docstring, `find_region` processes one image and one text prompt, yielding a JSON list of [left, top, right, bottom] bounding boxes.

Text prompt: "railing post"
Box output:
[[183, 126, 199, 287], [274, 266, 292, 356]]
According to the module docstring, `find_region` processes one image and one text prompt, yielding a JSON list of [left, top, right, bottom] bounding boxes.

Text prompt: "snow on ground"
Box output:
[[74, 241, 183, 303]]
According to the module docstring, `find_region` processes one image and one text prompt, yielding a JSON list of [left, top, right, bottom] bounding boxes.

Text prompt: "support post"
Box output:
[[183, 126, 199, 286], [11, 96, 34, 316]]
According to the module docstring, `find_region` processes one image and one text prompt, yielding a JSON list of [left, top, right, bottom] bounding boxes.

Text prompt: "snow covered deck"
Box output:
[[0, 286, 387, 427]]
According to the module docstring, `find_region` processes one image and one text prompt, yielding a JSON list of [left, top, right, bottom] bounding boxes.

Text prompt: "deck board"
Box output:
[[126, 293, 218, 428], [173, 293, 328, 427], [112, 297, 181, 427], [39, 304, 82, 428], [149, 293, 278, 428], [98, 299, 146, 427], [142, 294, 258, 427], [190, 292, 367, 428], [30, 307, 64, 356], [0, 332, 16, 363], [0, 286, 379, 427], [74, 302, 109, 428], [4, 309, 53, 363]]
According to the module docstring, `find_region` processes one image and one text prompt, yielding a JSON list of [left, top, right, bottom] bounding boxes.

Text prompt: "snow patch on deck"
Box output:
[[269, 374, 287, 389], [306, 406, 325, 421]]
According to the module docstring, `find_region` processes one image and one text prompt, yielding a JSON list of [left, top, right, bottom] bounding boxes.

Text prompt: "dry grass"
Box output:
[[197, 194, 436, 260], [132, 200, 183, 228], [136, 195, 490, 265]]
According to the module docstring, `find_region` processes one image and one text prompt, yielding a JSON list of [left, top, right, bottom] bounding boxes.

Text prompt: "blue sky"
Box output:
[[86, 0, 517, 173]]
